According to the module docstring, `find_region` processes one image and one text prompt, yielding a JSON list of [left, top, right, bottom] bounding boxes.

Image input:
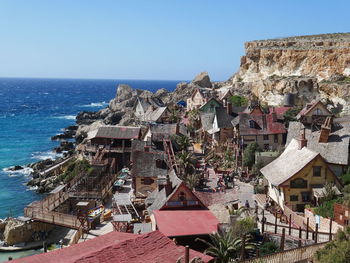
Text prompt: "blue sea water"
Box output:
[[0, 78, 178, 218]]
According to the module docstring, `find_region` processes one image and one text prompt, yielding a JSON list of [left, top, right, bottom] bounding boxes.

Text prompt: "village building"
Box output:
[[199, 97, 223, 113], [232, 105, 288, 150], [217, 88, 233, 107], [133, 97, 164, 120], [145, 170, 219, 240], [261, 138, 342, 212], [131, 149, 168, 198], [186, 87, 214, 111], [11, 230, 212, 263], [334, 203, 350, 226], [287, 117, 350, 176], [82, 126, 141, 170], [142, 123, 188, 145], [200, 106, 235, 145], [143, 106, 171, 123], [297, 100, 333, 125]]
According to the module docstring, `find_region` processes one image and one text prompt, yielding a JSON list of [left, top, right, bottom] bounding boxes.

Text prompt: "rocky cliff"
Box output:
[[226, 33, 350, 113]]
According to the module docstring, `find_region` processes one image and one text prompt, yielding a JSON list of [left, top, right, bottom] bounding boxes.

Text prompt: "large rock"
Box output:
[[116, 84, 133, 102], [192, 72, 212, 88]]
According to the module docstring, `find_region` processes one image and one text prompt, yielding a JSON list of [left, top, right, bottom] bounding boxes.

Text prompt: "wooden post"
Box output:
[[298, 240, 302, 248], [289, 214, 292, 235], [274, 212, 278, 234], [43, 241, 47, 253], [240, 235, 246, 261], [299, 227, 302, 239], [262, 209, 265, 223], [315, 223, 318, 244], [329, 219, 333, 241], [280, 228, 285, 251], [306, 218, 309, 240], [185, 245, 189, 263], [262, 217, 265, 234]]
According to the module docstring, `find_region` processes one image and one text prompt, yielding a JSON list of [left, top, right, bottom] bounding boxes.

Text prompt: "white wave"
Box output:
[[27, 185, 38, 191], [55, 115, 76, 120], [2, 166, 33, 177], [31, 151, 63, 161], [82, 101, 108, 108]]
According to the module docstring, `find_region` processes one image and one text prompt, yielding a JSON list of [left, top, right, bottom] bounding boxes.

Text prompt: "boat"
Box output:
[[103, 209, 112, 220], [88, 205, 105, 218], [114, 179, 125, 187]]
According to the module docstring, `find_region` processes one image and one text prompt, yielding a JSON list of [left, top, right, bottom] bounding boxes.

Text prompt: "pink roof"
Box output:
[[75, 231, 212, 263], [153, 210, 219, 237], [269, 106, 292, 116], [11, 231, 212, 263], [11, 231, 137, 263]]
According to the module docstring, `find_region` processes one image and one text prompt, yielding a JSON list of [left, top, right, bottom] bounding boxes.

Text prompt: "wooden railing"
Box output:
[[241, 241, 327, 263], [283, 204, 305, 229], [24, 208, 81, 229]]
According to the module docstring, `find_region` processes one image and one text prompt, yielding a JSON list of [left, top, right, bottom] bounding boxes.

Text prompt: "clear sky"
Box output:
[[0, 0, 349, 81]]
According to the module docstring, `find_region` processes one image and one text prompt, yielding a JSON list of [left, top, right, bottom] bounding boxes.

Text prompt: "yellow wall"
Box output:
[[276, 155, 341, 211]]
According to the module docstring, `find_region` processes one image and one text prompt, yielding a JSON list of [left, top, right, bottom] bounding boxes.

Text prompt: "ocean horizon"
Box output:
[[0, 77, 180, 218]]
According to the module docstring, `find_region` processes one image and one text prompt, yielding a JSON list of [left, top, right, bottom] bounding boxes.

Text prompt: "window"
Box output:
[[264, 144, 269, 150], [314, 108, 323, 115], [263, 135, 269, 141], [290, 178, 308, 189], [290, 195, 299, 201], [179, 192, 186, 201], [301, 191, 310, 202], [141, 177, 155, 185], [274, 134, 278, 143], [249, 120, 255, 128], [313, 166, 322, 177]]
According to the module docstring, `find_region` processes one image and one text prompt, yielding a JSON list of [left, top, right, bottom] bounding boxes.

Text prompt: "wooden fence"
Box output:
[[283, 204, 305, 229], [241, 241, 327, 263]]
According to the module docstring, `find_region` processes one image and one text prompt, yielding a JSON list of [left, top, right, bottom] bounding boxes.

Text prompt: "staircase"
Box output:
[[163, 139, 178, 172]]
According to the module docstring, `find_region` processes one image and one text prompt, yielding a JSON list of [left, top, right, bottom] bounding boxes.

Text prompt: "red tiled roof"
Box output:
[[269, 106, 292, 117], [153, 210, 219, 237], [11, 231, 137, 263], [11, 231, 212, 263], [75, 231, 212, 263], [239, 112, 286, 136]]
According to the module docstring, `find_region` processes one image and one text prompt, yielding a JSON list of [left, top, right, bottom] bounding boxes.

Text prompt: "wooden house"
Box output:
[[145, 170, 219, 239], [133, 97, 164, 120], [186, 88, 213, 111], [131, 149, 168, 198], [261, 138, 342, 212], [232, 105, 287, 151], [287, 116, 350, 176], [297, 100, 333, 125]]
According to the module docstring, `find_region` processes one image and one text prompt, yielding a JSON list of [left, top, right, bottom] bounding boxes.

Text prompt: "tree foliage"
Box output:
[[315, 227, 350, 263], [196, 230, 256, 263], [243, 143, 261, 168], [229, 95, 248, 107], [283, 106, 302, 126]]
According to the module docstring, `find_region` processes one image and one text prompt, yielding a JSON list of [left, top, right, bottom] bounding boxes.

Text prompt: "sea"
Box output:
[[0, 78, 179, 218]]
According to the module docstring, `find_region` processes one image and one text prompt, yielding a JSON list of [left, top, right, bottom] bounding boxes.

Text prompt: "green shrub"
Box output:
[[243, 143, 261, 168], [232, 217, 256, 237], [229, 95, 248, 107], [59, 159, 91, 183], [341, 168, 350, 185], [313, 198, 342, 218], [259, 241, 279, 256]]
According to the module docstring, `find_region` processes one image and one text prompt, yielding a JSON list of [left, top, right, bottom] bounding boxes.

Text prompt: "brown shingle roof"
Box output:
[[94, 126, 141, 139]]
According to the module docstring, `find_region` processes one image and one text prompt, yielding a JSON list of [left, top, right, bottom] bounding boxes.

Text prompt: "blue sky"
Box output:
[[0, 0, 349, 81]]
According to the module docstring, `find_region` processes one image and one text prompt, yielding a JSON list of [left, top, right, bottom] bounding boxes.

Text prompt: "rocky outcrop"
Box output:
[[223, 33, 350, 114], [74, 72, 213, 140], [2, 219, 53, 245]]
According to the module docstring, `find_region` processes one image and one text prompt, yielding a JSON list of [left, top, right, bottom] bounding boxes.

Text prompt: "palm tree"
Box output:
[[184, 173, 200, 190], [196, 230, 256, 263], [169, 107, 180, 123], [176, 150, 196, 178], [173, 134, 192, 151]]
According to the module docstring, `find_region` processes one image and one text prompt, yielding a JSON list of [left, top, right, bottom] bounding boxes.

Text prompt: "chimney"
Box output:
[[272, 107, 277, 122], [299, 128, 308, 149], [319, 117, 333, 143], [227, 102, 233, 115], [262, 115, 267, 129]]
